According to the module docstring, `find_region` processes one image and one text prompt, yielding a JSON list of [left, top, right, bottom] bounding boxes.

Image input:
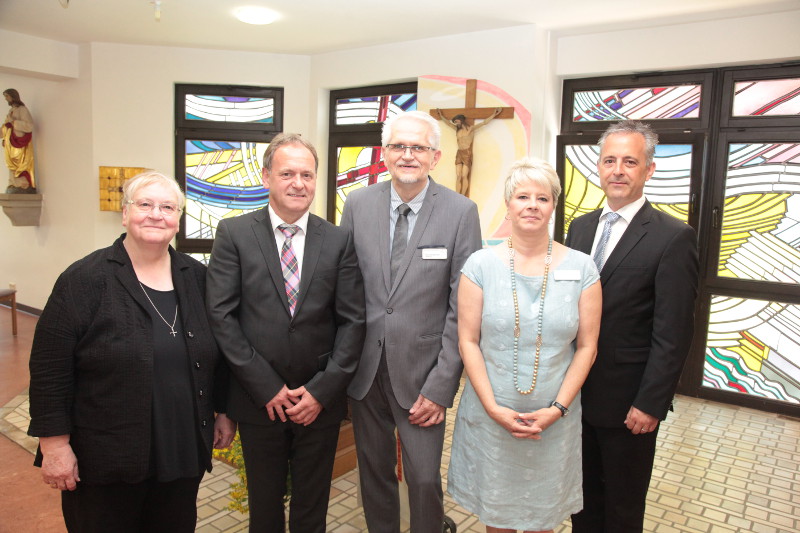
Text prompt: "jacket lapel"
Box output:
[[601, 201, 652, 282], [253, 207, 292, 317], [110, 237, 152, 314], [295, 215, 323, 317], [573, 210, 601, 255], [376, 182, 392, 294]]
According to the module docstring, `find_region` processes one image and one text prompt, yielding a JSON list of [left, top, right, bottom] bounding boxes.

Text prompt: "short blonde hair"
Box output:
[[121, 171, 186, 211], [503, 157, 561, 205]]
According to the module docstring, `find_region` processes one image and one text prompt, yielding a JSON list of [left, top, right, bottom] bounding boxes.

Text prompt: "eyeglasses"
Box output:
[[385, 144, 436, 154], [128, 199, 182, 217]]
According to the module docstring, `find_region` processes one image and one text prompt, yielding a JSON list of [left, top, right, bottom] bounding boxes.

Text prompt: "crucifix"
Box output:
[[431, 79, 515, 197]]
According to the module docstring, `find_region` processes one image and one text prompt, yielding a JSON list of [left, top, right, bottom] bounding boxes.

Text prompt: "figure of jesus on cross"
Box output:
[[431, 79, 514, 197]]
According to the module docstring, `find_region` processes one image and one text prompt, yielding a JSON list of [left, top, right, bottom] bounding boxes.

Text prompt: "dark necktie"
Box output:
[[593, 212, 621, 271], [278, 224, 300, 315], [390, 204, 411, 284]]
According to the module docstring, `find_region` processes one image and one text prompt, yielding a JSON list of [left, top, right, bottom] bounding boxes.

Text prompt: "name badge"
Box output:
[[554, 269, 581, 281], [421, 247, 448, 260]]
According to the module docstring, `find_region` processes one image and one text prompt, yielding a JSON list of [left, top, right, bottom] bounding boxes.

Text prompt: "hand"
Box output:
[[39, 436, 80, 491], [408, 395, 445, 427], [285, 387, 323, 426], [265, 385, 298, 422], [213, 413, 237, 449], [518, 406, 561, 434], [624, 406, 659, 435], [487, 405, 542, 440]]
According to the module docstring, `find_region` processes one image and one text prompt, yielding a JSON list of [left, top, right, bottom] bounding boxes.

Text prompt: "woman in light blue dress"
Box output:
[[448, 158, 602, 533]]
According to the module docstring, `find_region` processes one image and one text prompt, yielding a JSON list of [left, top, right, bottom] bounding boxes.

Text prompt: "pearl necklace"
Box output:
[[508, 235, 552, 395], [139, 282, 179, 337]]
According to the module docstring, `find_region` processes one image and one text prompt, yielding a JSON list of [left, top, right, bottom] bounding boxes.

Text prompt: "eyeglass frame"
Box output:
[[384, 144, 437, 154], [127, 199, 183, 217]]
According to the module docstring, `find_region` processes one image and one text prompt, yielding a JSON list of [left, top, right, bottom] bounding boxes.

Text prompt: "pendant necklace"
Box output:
[[139, 282, 179, 337], [508, 235, 552, 395]]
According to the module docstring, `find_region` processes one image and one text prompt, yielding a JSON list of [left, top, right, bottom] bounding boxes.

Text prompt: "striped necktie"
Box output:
[[278, 224, 300, 315]]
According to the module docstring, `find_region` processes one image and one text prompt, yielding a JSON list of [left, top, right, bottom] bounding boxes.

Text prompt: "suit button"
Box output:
[[187, 331, 194, 338], [378, 340, 382, 347], [386, 308, 393, 314], [199, 389, 204, 397], [289, 327, 295, 333]]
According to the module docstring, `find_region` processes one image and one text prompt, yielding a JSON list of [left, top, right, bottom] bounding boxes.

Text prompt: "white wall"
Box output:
[[1, 8, 798, 309], [1, 37, 311, 309], [307, 25, 546, 215], [556, 10, 800, 78]]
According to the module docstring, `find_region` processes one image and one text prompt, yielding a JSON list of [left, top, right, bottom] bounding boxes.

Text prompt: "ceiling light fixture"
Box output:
[[235, 6, 280, 25]]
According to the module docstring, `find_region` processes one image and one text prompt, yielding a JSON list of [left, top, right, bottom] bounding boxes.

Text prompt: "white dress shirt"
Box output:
[[590, 195, 648, 266]]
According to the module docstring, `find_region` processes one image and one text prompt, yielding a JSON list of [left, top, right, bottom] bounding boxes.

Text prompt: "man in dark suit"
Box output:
[[207, 133, 365, 533], [341, 111, 482, 533], [567, 120, 698, 533]]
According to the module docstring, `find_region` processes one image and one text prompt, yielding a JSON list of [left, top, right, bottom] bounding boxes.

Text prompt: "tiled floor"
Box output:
[[2, 307, 799, 532]]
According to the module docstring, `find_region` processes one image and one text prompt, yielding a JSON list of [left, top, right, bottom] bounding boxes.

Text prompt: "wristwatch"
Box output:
[[549, 401, 569, 417]]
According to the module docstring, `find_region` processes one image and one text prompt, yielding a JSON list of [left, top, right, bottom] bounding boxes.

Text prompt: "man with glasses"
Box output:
[[341, 111, 482, 533]]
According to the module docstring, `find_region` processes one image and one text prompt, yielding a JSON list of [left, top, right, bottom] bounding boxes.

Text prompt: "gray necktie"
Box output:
[[390, 204, 411, 284], [593, 212, 621, 271]]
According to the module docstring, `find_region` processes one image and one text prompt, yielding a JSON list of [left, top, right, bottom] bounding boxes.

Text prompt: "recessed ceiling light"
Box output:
[[235, 6, 280, 25]]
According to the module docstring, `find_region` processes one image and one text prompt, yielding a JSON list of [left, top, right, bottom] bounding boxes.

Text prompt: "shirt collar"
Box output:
[[268, 204, 309, 235], [390, 178, 429, 214], [601, 195, 647, 223]]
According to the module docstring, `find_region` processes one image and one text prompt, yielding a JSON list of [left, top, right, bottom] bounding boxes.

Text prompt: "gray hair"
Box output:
[[598, 120, 658, 167], [381, 111, 441, 150], [262, 133, 319, 172], [122, 171, 185, 211], [504, 157, 562, 206]]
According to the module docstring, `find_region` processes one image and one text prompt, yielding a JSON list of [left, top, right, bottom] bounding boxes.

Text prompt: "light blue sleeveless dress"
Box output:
[[447, 246, 599, 531]]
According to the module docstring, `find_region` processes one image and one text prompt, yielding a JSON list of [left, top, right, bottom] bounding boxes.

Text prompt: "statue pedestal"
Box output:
[[0, 193, 43, 226]]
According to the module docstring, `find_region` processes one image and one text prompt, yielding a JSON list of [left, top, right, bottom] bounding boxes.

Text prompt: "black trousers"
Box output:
[[238, 419, 340, 533], [61, 475, 203, 533], [571, 418, 659, 533]]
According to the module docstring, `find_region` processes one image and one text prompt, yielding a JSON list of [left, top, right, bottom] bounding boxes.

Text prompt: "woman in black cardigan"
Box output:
[[28, 172, 235, 533]]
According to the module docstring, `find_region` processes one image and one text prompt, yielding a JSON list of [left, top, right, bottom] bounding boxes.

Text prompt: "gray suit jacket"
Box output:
[[341, 179, 482, 409]]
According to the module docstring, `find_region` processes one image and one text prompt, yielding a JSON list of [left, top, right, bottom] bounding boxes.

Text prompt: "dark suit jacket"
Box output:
[[565, 200, 698, 427], [28, 235, 227, 484], [207, 208, 365, 428]]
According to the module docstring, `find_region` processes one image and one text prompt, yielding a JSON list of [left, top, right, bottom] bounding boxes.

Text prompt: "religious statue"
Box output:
[[2, 89, 36, 194], [435, 107, 501, 197]]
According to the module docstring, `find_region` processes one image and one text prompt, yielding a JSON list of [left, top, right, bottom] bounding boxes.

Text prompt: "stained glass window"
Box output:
[[572, 85, 701, 122], [562, 143, 693, 237], [718, 142, 800, 284], [732, 79, 800, 117], [184, 140, 270, 241], [328, 82, 417, 221], [175, 84, 282, 252], [185, 94, 275, 123], [333, 146, 390, 224], [704, 295, 800, 403], [335, 93, 416, 125]]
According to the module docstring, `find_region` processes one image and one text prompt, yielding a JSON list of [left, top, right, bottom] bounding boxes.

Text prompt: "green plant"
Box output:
[[212, 430, 291, 512]]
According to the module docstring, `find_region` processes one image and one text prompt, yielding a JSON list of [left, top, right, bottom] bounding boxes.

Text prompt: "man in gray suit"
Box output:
[[341, 111, 482, 533]]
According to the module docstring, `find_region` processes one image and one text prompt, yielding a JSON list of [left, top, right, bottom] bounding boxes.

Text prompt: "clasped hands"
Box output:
[[489, 404, 561, 440], [266, 385, 322, 426]]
